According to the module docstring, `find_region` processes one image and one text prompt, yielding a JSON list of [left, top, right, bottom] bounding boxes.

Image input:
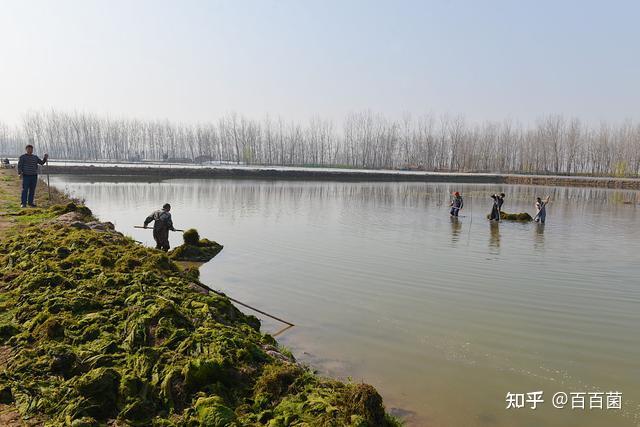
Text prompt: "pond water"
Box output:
[[50, 176, 640, 427]]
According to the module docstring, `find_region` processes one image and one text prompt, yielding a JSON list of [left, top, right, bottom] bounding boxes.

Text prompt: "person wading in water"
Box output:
[[143, 203, 176, 251], [489, 193, 505, 221], [450, 191, 464, 217], [534, 196, 549, 223]]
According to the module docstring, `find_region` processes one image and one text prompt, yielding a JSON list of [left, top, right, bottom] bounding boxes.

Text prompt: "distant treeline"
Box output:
[[1, 110, 639, 176]]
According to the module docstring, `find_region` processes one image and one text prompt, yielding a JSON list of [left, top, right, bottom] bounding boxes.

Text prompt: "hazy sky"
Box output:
[[1, 0, 639, 125]]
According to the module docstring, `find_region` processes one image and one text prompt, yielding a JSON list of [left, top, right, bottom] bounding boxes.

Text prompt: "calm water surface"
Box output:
[[51, 176, 640, 427]]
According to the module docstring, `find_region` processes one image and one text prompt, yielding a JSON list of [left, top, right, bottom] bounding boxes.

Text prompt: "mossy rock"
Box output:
[[487, 211, 533, 221]]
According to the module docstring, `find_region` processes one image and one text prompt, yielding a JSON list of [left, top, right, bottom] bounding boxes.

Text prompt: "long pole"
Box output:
[[46, 161, 51, 201], [189, 276, 295, 327]]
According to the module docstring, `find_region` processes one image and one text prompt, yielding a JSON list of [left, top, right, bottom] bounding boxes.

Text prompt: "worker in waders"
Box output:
[[143, 203, 176, 251], [534, 197, 548, 223], [489, 193, 505, 221], [450, 191, 464, 216]]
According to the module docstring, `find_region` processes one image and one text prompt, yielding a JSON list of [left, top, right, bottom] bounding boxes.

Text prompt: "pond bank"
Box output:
[[44, 164, 640, 189], [0, 169, 400, 426]]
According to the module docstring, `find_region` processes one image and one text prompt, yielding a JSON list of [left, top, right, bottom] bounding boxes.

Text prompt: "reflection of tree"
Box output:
[[534, 222, 545, 250], [50, 177, 639, 225]]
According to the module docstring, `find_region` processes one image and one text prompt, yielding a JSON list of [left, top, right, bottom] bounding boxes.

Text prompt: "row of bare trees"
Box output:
[[1, 110, 639, 176]]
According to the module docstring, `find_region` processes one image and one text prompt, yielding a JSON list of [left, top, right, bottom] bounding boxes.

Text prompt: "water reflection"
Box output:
[[450, 216, 462, 244], [488, 221, 500, 252], [534, 222, 545, 250], [51, 175, 640, 212]]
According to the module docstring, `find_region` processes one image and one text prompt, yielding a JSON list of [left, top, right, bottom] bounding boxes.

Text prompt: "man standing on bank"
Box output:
[[143, 203, 176, 251], [17, 144, 48, 208]]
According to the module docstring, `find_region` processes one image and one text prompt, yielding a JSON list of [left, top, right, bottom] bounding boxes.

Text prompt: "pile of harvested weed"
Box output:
[[170, 229, 223, 263], [487, 211, 533, 221], [0, 211, 399, 426]]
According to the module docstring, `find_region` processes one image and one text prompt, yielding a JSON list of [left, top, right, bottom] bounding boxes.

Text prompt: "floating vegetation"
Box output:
[[0, 221, 398, 425], [169, 229, 223, 263], [487, 211, 533, 221]]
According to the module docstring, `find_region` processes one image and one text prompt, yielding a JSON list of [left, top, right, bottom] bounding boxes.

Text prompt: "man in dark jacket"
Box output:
[[450, 191, 464, 217], [143, 203, 176, 251], [17, 144, 48, 208], [489, 193, 505, 221]]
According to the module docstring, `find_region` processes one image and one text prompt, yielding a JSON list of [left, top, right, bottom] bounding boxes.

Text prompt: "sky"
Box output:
[[1, 0, 639, 126]]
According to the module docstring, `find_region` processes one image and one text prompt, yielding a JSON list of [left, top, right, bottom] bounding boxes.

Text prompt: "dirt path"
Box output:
[[0, 169, 19, 234], [0, 168, 67, 235]]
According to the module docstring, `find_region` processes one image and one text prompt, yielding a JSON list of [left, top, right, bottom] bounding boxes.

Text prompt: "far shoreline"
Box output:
[[39, 161, 640, 190]]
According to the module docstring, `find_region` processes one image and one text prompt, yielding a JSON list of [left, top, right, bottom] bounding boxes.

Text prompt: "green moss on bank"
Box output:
[[0, 220, 398, 425]]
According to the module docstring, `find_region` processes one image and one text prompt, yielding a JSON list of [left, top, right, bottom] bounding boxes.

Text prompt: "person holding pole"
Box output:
[[489, 193, 505, 221], [534, 196, 549, 223], [17, 144, 48, 208], [143, 203, 176, 251], [450, 191, 464, 217]]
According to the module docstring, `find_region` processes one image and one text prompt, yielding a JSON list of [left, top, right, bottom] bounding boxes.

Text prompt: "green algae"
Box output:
[[7, 203, 93, 224], [50, 202, 94, 219], [487, 211, 533, 221], [170, 229, 224, 263], [183, 229, 200, 246], [195, 395, 238, 426], [0, 221, 398, 426]]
